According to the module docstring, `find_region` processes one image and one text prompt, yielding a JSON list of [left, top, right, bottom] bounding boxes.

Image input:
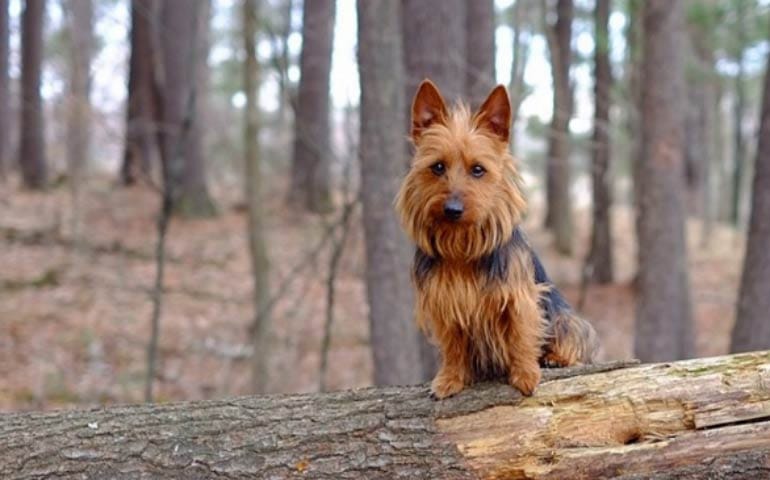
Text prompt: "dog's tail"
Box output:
[[542, 309, 600, 366], [520, 228, 600, 366]]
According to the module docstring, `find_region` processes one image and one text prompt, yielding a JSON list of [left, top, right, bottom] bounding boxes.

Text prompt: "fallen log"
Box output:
[[1, 352, 769, 479]]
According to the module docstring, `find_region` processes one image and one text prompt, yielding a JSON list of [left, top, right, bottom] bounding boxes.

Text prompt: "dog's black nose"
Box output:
[[443, 197, 464, 221]]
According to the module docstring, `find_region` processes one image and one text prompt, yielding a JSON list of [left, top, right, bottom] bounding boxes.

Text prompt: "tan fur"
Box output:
[[396, 80, 597, 399]]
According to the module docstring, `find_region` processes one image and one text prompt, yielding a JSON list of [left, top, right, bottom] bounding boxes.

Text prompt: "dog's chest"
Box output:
[[417, 262, 509, 331]]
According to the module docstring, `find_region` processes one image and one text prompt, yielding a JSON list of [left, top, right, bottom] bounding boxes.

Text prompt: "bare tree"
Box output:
[[585, 0, 613, 284], [634, 0, 694, 362], [731, 40, 770, 353], [288, 0, 335, 213], [154, 0, 215, 218], [543, 0, 574, 255], [731, 0, 747, 227], [243, 0, 272, 394], [19, 0, 47, 189], [0, 0, 9, 180], [465, 0, 495, 109], [122, 0, 157, 185], [403, 0, 467, 107], [176, 0, 216, 218], [402, 0, 466, 380], [358, 0, 423, 386], [65, 0, 93, 246], [508, 0, 534, 154]]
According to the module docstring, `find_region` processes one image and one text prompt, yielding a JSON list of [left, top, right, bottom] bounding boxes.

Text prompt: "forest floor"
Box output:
[[0, 177, 744, 411]]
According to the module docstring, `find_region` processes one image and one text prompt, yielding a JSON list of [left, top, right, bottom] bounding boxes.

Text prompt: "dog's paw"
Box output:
[[509, 365, 541, 397], [430, 374, 466, 400]]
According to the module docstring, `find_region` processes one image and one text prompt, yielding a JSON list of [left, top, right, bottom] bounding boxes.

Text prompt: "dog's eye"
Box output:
[[430, 162, 446, 176], [470, 164, 486, 178]]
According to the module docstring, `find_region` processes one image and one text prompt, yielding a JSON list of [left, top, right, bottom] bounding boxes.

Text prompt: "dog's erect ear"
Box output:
[[474, 85, 512, 143], [411, 79, 448, 142]]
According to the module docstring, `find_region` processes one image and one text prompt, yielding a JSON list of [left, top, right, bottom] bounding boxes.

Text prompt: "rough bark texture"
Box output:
[[5, 354, 770, 479], [634, 0, 694, 362], [0, 0, 9, 180], [122, 0, 157, 185], [465, 0, 495, 109], [357, 0, 423, 387], [731, 45, 770, 353], [586, 0, 613, 284], [243, 0, 271, 393], [544, 0, 574, 255], [289, 0, 335, 213], [402, 0, 467, 380], [19, 0, 47, 189]]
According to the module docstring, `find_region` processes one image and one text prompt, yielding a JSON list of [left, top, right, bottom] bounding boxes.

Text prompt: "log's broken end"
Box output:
[[437, 351, 770, 480]]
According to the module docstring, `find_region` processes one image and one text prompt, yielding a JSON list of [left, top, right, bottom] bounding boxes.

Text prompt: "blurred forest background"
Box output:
[[1, 0, 770, 411]]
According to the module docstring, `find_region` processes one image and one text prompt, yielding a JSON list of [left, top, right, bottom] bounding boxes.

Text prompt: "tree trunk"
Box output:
[[288, 0, 335, 214], [508, 0, 533, 155], [731, 43, 770, 353], [731, 0, 747, 228], [243, 0, 271, 394], [19, 0, 47, 190], [402, 0, 467, 380], [465, 0, 495, 109], [0, 0, 9, 180], [4, 354, 770, 479], [155, 0, 213, 218], [403, 0, 467, 108], [634, 0, 694, 362], [685, 15, 717, 248], [65, 0, 92, 180], [543, 0, 574, 255], [585, 0, 613, 284], [357, 0, 423, 387], [65, 0, 93, 247], [175, 0, 216, 218], [121, 0, 157, 185]]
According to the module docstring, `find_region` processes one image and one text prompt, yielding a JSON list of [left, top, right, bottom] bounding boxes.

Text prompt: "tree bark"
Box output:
[[289, 0, 335, 214], [685, 11, 717, 248], [121, 0, 157, 185], [0, 0, 9, 180], [403, 0, 467, 109], [65, 0, 93, 181], [243, 0, 271, 394], [731, 41, 770, 353], [508, 0, 533, 155], [543, 0, 574, 255], [4, 354, 770, 479], [634, 0, 694, 362], [65, 0, 93, 248], [465, 0, 495, 109], [586, 0, 613, 284], [731, 0, 747, 228], [175, 0, 216, 218], [19, 0, 47, 190], [155, 0, 215, 219], [402, 0, 467, 380], [357, 0, 423, 387]]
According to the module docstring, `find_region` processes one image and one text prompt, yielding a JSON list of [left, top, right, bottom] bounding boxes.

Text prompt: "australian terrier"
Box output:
[[396, 80, 599, 399]]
